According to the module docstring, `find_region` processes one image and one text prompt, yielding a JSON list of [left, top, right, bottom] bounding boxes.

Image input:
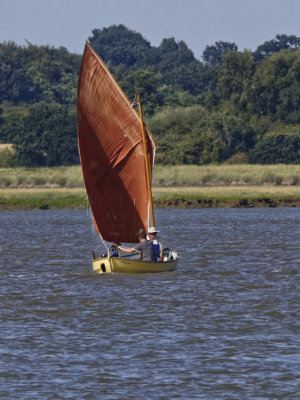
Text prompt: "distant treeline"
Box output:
[[1, 25, 300, 166]]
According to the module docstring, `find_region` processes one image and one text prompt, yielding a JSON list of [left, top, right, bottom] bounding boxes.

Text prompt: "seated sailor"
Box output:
[[101, 242, 121, 258], [118, 229, 157, 262], [109, 242, 121, 258], [147, 227, 163, 261]]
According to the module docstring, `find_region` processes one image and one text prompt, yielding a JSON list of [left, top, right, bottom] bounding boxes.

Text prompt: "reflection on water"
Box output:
[[1, 208, 300, 399]]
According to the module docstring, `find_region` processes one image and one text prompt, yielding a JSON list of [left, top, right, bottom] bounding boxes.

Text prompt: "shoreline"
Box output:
[[1, 199, 300, 211], [0, 186, 300, 210], [155, 198, 300, 208]]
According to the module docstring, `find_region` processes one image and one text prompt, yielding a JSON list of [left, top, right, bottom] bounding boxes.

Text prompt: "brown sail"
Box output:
[[77, 43, 155, 243]]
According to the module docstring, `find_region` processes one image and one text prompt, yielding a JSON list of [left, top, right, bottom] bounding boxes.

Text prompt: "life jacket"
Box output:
[[152, 239, 160, 259]]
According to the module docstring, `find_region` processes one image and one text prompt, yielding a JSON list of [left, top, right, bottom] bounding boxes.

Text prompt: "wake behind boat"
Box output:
[[77, 42, 179, 273]]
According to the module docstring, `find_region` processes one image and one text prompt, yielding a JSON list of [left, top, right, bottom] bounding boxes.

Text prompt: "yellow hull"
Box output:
[[92, 256, 178, 274]]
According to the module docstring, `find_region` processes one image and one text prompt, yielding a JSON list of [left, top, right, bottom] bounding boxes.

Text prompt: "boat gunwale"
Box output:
[[92, 256, 178, 265], [92, 255, 178, 274]]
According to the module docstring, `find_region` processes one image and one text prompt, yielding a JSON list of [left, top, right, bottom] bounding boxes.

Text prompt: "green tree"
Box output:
[[148, 105, 228, 164], [88, 24, 152, 68], [248, 49, 300, 122], [0, 41, 80, 105], [202, 41, 238, 65], [133, 70, 162, 115], [254, 34, 300, 60], [0, 113, 24, 143], [249, 132, 300, 164], [209, 104, 255, 155], [156, 38, 195, 70], [217, 50, 255, 108], [12, 102, 78, 166], [0, 42, 39, 103]]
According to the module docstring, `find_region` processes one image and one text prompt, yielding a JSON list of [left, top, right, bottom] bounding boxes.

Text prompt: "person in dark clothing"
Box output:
[[118, 229, 157, 262], [147, 226, 163, 261], [101, 242, 121, 258], [109, 242, 121, 257]]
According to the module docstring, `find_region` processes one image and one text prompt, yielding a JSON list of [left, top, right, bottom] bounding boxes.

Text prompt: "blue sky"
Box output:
[[1, 0, 300, 59]]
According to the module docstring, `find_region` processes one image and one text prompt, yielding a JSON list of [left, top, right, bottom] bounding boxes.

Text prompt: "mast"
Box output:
[[137, 93, 155, 228]]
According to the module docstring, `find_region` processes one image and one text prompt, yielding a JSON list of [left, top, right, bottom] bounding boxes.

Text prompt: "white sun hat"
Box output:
[[148, 227, 159, 234]]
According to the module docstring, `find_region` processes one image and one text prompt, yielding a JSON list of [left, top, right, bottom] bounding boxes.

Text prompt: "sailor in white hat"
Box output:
[[147, 227, 163, 261]]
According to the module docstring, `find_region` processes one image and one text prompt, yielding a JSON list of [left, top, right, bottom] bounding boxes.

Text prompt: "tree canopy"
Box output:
[[202, 41, 238, 65], [12, 102, 78, 167], [1, 25, 300, 166]]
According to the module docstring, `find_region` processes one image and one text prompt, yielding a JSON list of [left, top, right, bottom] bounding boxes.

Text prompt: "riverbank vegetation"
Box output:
[[0, 165, 299, 209], [1, 27, 300, 167], [1, 27, 299, 209], [0, 165, 83, 187], [1, 164, 300, 188], [0, 188, 87, 209], [1, 185, 299, 210]]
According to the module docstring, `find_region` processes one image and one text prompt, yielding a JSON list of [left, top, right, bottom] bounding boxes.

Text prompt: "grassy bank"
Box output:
[[1, 164, 300, 188], [0, 188, 87, 210], [1, 186, 300, 210], [153, 186, 300, 208], [0, 164, 299, 209], [0, 166, 83, 188], [153, 164, 300, 186]]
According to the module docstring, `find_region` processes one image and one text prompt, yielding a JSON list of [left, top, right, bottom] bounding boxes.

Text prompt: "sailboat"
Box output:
[[77, 42, 179, 274]]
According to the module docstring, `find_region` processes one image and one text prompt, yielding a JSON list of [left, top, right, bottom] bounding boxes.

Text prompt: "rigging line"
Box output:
[[137, 92, 155, 228], [98, 231, 109, 253]]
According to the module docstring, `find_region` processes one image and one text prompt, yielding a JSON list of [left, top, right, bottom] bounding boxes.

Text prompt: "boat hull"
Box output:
[[92, 256, 178, 274]]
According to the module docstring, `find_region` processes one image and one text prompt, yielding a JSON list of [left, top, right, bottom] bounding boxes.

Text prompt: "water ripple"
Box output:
[[1, 208, 300, 399]]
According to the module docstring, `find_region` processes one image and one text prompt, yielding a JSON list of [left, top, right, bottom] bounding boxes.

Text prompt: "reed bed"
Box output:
[[153, 185, 300, 199], [1, 186, 299, 209], [0, 188, 87, 209], [1, 164, 300, 188], [0, 144, 13, 150], [152, 185, 300, 208], [0, 166, 84, 188], [152, 164, 300, 186], [1, 164, 300, 209]]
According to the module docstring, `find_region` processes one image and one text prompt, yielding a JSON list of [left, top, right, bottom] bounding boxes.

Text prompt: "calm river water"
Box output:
[[1, 208, 300, 399]]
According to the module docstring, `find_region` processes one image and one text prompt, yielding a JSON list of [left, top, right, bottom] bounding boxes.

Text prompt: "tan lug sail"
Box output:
[[77, 42, 179, 273]]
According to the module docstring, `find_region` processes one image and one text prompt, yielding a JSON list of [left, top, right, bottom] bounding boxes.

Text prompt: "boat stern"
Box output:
[[92, 257, 114, 274]]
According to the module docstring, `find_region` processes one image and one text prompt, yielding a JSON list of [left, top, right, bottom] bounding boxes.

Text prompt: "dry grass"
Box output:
[[2, 186, 299, 198], [0, 144, 13, 150], [0, 188, 87, 209], [1, 164, 300, 188], [152, 185, 300, 200], [0, 166, 84, 187], [1, 185, 299, 210], [0, 187, 86, 197], [152, 164, 300, 186]]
